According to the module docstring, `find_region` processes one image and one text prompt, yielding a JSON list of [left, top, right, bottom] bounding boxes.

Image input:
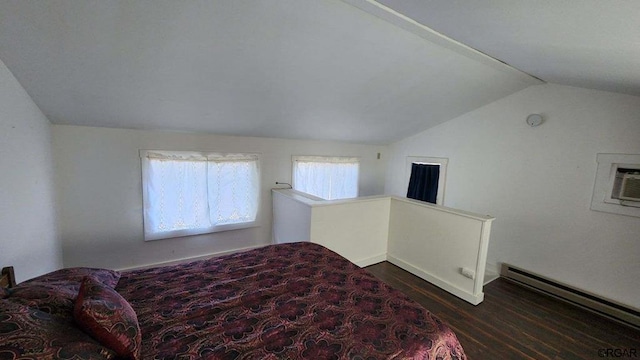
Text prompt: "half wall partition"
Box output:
[[272, 189, 494, 305]]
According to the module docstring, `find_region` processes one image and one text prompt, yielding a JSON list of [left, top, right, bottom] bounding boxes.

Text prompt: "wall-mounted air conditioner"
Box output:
[[619, 174, 640, 202], [591, 154, 640, 217]]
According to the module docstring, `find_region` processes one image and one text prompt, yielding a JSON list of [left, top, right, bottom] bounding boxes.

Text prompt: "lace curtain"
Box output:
[[141, 151, 259, 240], [293, 156, 359, 200], [208, 159, 259, 225]]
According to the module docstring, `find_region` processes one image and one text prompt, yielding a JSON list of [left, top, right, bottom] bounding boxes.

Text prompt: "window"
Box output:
[[591, 153, 640, 217], [405, 156, 448, 205], [292, 156, 359, 200], [141, 150, 259, 240]]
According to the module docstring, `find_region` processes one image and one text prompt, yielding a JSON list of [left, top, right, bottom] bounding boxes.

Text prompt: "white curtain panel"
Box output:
[[141, 151, 259, 240], [293, 157, 359, 200], [208, 158, 259, 225], [145, 158, 210, 233]]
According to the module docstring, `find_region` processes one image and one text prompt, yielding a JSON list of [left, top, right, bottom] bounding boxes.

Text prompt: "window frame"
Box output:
[[140, 150, 261, 241], [291, 155, 360, 200]]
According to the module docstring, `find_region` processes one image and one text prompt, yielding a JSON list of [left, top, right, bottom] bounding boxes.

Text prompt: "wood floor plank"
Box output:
[[365, 262, 640, 360]]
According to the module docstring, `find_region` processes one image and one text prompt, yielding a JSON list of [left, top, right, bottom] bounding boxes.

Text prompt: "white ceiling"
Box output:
[[0, 1, 588, 144], [378, 0, 640, 97]]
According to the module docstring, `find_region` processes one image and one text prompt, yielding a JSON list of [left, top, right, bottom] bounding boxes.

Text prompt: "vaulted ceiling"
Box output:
[[1, 1, 635, 144], [377, 0, 640, 97]]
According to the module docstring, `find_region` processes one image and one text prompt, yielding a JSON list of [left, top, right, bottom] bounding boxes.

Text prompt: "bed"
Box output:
[[1, 242, 466, 359]]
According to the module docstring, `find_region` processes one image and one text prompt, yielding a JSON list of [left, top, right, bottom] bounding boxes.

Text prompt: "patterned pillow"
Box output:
[[21, 267, 121, 288], [8, 268, 121, 319], [0, 299, 116, 359], [74, 276, 142, 360], [8, 283, 79, 318]]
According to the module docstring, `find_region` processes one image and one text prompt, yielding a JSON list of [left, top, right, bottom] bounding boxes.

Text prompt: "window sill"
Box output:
[[144, 221, 260, 241]]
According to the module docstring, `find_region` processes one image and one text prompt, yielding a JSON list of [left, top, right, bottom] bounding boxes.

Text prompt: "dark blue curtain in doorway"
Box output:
[[406, 163, 439, 204]]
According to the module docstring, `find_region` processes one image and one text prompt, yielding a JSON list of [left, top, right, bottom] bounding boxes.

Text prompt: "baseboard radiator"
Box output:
[[500, 263, 640, 329]]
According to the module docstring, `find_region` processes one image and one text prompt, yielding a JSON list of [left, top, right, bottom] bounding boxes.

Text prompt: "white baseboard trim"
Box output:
[[354, 253, 387, 268], [117, 244, 265, 272], [387, 254, 484, 305]]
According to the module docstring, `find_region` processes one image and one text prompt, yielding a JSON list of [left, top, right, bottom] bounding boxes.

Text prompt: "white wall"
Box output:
[[272, 190, 313, 244], [0, 59, 62, 282], [310, 197, 390, 267], [271, 189, 390, 267], [386, 84, 640, 309], [52, 125, 387, 270], [388, 198, 493, 305]]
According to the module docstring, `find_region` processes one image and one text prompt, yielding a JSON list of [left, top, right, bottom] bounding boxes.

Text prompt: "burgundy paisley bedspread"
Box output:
[[116, 242, 466, 360]]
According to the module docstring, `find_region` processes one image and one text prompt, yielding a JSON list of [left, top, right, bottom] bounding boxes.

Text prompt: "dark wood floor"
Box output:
[[365, 262, 640, 360]]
